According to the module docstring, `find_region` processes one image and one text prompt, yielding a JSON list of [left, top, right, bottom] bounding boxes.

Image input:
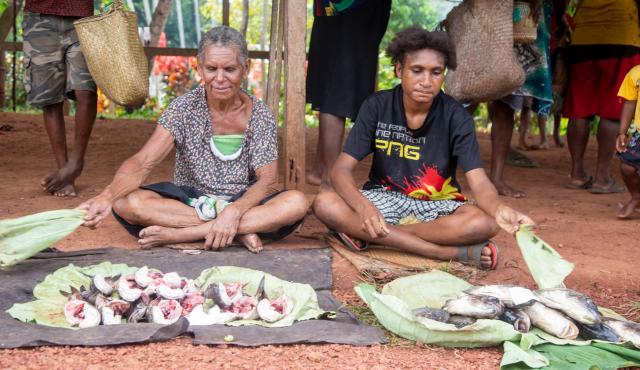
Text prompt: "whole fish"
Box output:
[[576, 322, 620, 342], [447, 315, 476, 328], [465, 285, 538, 308], [443, 294, 504, 319], [603, 318, 640, 348], [536, 288, 601, 325], [523, 301, 579, 340], [500, 308, 531, 333], [411, 307, 450, 323]]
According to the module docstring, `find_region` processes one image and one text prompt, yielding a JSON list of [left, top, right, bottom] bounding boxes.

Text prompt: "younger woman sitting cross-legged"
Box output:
[[312, 27, 535, 270]]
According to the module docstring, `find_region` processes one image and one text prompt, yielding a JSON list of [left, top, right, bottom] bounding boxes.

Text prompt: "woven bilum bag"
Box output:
[[74, 0, 148, 107], [442, 0, 524, 103], [513, 1, 537, 44]]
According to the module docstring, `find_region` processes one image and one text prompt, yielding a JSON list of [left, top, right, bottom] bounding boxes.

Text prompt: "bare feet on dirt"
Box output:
[[138, 226, 181, 249], [554, 135, 565, 148], [41, 160, 83, 196], [493, 181, 526, 198], [237, 233, 263, 253], [617, 200, 640, 219]]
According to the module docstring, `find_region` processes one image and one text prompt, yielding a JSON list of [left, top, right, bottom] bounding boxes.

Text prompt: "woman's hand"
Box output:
[[77, 194, 113, 229], [204, 206, 242, 250], [616, 133, 628, 153], [495, 204, 534, 235], [356, 201, 389, 239]]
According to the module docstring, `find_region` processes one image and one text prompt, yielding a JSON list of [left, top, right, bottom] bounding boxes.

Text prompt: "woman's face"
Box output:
[[197, 45, 250, 101], [396, 48, 446, 105]]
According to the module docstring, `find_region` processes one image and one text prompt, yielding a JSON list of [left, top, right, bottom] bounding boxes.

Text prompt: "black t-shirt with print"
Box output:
[[343, 85, 483, 201]]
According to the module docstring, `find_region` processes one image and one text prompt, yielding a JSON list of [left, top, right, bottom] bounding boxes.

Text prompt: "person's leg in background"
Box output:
[[518, 97, 533, 150], [553, 112, 564, 147], [41, 15, 98, 196], [566, 117, 592, 188], [490, 100, 526, 198]]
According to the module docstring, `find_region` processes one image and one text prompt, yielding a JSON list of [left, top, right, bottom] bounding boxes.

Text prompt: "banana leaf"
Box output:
[[0, 209, 86, 269], [195, 266, 331, 328], [515, 225, 574, 289], [355, 270, 532, 348], [355, 270, 640, 369], [7, 262, 136, 328], [502, 343, 640, 370]]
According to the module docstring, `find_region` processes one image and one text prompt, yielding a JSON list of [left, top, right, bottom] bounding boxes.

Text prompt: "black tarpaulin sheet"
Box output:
[[0, 247, 386, 348]]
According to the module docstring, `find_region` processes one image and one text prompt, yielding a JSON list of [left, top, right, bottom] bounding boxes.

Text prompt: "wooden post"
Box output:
[[0, 47, 5, 107], [272, 0, 284, 118], [283, 0, 306, 190], [222, 0, 230, 26]]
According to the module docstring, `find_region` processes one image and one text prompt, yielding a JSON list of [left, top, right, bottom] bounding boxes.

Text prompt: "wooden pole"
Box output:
[[175, 0, 185, 47], [194, 0, 201, 43], [283, 0, 306, 190], [222, 0, 230, 26], [272, 0, 284, 119], [265, 0, 279, 110]]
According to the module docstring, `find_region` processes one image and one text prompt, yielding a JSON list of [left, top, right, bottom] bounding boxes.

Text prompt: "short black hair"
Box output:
[[386, 27, 457, 70]]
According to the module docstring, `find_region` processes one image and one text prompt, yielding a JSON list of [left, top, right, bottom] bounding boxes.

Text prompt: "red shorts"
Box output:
[[563, 54, 640, 120]]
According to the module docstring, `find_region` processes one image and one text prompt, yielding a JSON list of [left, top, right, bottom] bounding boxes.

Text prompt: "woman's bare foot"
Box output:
[[535, 140, 549, 150], [41, 160, 84, 194], [237, 233, 263, 253], [617, 199, 640, 219], [493, 181, 526, 198], [53, 183, 77, 197], [138, 225, 184, 249]]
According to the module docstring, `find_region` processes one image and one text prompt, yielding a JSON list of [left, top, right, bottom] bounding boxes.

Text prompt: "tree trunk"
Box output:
[[240, 0, 249, 37], [148, 0, 173, 74]]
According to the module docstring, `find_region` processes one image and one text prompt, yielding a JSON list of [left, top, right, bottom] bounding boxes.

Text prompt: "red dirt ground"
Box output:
[[0, 112, 638, 369]]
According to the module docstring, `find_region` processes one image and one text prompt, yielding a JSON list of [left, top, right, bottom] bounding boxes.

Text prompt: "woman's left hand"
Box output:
[[495, 204, 535, 235], [204, 206, 242, 250]]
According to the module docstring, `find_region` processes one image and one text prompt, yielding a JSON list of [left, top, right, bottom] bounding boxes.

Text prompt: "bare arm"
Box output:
[[79, 125, 175, 227], [466, 168, 534, 234], [617, 100, 636, 153], [331, 153, 389, 238], [204, 160, 279, 249]]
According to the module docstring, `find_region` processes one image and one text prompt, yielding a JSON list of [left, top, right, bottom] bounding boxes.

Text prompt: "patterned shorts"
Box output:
[[360, 187, 465, 225], [618, 130, 640, 172], [22, 12, 96, 108]]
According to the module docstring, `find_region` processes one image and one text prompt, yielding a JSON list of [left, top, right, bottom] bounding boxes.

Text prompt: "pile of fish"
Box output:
[[62, 266, 293, 328], [412, 285, 640, 347]]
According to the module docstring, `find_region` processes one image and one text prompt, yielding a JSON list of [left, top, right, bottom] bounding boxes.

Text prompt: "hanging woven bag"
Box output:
[[513, 1, 538, 44], [74, 0, 148, 107], [442, 0, 525, 103]]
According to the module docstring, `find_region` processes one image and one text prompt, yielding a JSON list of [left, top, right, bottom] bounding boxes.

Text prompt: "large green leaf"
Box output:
[[502, 343, 640, 370], [194, 266, 330, 328], [515, 225, 574, 289], [355, 271, 524, 348], [355, 270, 640, 369], [0, 209, 86, 269], [7, 262, 137, 328]]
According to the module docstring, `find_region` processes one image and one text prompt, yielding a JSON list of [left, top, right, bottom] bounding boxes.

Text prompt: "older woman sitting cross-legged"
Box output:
[[79, 26, 309, 252]]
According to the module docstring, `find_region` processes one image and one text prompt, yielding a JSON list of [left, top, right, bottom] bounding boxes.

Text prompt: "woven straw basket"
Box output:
[[513, 1, 537, 44], [442, 0, 525, 103], [74, 1, 148, 107]]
